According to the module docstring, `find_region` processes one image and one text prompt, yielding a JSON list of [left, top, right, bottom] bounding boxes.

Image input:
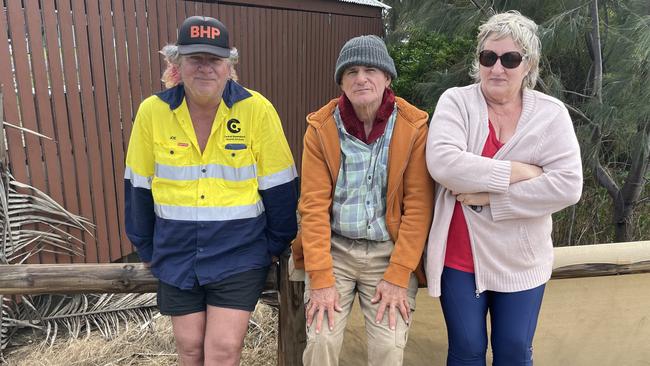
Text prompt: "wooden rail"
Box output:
[[1, 241, 649, 365], [551, 241, 650, 279]]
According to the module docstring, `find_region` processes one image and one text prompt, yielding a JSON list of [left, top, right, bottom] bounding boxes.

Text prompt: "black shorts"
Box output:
[[157, 267, 269, 316]]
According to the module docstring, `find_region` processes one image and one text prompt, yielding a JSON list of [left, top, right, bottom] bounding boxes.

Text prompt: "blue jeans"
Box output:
[[440, 267, 545, 366]]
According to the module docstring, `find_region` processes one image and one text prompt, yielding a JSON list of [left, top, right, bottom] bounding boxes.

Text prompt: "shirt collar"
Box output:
[[155, 79, 253, 110]]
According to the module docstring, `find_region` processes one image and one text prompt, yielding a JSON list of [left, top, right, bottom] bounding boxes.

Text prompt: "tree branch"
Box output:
[[621, 129, 650, 205], [594, 158, 620, 198], [590, 0, 603, 101], [468, 0, 491, 17]]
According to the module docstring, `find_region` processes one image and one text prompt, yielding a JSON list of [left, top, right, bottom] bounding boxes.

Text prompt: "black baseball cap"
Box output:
[[176, 16, 231, 58]]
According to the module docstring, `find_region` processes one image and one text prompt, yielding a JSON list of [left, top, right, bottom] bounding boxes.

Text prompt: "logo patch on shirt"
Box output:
[[226, 119, 241, 133]]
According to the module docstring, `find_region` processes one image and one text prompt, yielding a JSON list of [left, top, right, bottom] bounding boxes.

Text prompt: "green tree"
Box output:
[[387, 29, 474, 115]]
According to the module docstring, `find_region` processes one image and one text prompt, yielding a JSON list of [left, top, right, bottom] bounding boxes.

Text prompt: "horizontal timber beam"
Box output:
[[0, 263, 277, 295], [0, 241, 649, 295]]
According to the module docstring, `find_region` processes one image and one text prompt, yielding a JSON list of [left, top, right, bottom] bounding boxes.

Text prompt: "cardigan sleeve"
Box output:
[[490, 107, 583, 221], [426, 88, 511, 194]]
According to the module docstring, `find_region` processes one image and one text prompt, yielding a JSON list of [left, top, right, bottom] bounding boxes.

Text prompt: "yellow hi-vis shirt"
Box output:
[[124, 81, 298, 289]]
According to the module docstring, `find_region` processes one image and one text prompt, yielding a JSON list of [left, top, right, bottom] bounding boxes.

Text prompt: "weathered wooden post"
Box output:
[[278, 253, 306, 366]]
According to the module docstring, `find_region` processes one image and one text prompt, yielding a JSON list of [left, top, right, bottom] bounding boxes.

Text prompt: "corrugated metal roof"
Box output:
[[338, 0, 391, 10]]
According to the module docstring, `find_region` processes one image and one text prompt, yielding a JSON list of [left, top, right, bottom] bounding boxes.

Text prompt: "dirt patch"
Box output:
[[3, 303, 277, 366]]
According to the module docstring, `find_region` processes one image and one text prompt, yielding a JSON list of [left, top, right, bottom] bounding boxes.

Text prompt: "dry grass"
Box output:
[[3, 303, 278, 366]]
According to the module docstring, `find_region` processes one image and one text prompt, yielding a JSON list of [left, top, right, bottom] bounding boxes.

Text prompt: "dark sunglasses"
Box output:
[[478, 50, 524, 69]]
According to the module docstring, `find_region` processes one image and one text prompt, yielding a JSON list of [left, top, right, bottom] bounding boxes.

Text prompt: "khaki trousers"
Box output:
[[302, 233, 419, 366]]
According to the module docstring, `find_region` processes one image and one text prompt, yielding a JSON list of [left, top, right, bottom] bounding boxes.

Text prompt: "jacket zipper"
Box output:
[[464, 214, 482, 298]]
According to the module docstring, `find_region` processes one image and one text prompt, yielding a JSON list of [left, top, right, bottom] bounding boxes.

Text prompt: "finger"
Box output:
[[315, 307, 325, 334], [389, 304, 397, 330], [327, 305, 336, 331], [375, 301, 387, 324], [398, 301, 410, 324], [305, 302, 315, 327], [371, 289, 381, 304], [334, 297, 343, 312], [451, 191, 460, 196]]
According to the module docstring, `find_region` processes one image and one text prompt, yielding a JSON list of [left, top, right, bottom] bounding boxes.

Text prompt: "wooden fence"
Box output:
[[0, 0, 383, 266]]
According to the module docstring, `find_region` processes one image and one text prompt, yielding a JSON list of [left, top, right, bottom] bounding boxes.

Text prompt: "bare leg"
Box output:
[[171, 311, 206, 366], [203, 305, 252, 366]]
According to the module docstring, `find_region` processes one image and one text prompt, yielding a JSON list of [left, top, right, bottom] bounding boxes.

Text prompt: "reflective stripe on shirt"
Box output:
[[155, 162, 257, 182]]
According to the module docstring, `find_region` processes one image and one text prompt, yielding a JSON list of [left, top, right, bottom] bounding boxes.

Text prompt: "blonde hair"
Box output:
[[470, 11, 541, 89]]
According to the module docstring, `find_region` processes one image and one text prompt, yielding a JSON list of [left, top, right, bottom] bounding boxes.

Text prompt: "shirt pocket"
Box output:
[[154, 141, 193, 166], [221, 143, 257, 186]]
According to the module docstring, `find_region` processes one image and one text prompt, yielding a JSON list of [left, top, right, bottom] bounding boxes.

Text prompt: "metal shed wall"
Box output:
[[0, 0, 383, 264]]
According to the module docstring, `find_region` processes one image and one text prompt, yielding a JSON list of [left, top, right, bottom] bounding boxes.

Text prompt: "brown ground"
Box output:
[[341, 273, 650, 366], [4, 273, 650, 365]]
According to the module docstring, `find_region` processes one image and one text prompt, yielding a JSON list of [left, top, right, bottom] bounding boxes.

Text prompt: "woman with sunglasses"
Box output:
[[424, 11, 583, 365]]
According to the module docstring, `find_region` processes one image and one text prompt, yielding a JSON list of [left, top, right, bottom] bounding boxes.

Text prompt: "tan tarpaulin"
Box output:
[[339, 273, 650, 366]]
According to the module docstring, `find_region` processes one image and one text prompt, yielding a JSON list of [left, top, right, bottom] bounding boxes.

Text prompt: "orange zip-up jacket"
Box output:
[[291, 97, 435, 289]]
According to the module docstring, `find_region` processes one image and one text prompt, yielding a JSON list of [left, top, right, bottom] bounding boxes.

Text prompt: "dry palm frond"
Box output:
[[15, 293, 157, 346]]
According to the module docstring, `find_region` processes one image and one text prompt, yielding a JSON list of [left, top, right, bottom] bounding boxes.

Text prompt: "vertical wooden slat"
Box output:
[[112, 0, 135, 258], [221, 5, 237, 80], [6, 1, 47, 192], [136, 0, 152, 97], [146, 0, 162, 93], [0, 4, 27, 185], [85, 0, 119, 264], [156, 0, 168, 52], [26, 0, 66, 264], [239, 5, 250, 86], [83, 0, 112, 263], [71, 0, 108, 263], [57, 0, 96, 263], [166, 0, 176, 43], [112, 0, 134, 149], [183, 1, 194, 20], [177, 0, 187, 27], [298, 8, 307, 170], [292, 9, 300, 169], [98, 0, 125, 261], [251, 7, 260, 90], [41, 0, 79, 264], [271, 9, 281, 138], [7, 1, 48, 264], [273, 10, 282, 130], [123, 0, 143, 117]]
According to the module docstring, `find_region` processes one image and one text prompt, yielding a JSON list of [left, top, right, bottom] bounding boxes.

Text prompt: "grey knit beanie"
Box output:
[[334, 35, 397, 85]]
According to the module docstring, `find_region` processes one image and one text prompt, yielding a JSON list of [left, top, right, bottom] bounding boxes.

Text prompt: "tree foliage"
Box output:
[[383, 0, 650, 244], [388, 29, 474, 115]]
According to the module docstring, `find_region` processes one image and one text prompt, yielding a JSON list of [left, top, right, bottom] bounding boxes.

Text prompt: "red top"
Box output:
[[444, 120, 504, 273], [338, 88, 396, 144]]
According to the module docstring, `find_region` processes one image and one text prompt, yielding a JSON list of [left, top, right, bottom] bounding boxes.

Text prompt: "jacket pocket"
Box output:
[[518, 225, 537, 262]]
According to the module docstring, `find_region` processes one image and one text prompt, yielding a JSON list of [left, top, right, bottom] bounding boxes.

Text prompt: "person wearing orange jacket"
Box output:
[[291, 35, 434, 366]]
